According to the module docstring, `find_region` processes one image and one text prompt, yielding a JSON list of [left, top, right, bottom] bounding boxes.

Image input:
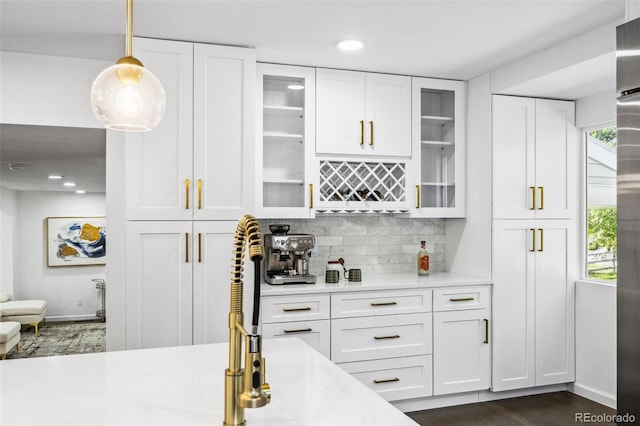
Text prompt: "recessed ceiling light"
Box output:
[[49, 175, 63, 180], [76, 190, 86, 194], [287, 84, 305, 90], [337, 40, 364, 51], [63, 182, 76, 187]]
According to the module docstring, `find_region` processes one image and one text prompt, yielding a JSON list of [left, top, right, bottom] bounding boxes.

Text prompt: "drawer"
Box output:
[[433, 286, 490, 312], [331, 313, 432, 363], [331, 288, 432, 318], [261, 320, 331, 359], [261, 294, 330, 323], [338, 355, 433, 401]]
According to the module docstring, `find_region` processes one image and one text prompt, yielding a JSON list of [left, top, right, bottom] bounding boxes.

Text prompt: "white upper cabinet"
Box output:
[[492, 95, 577, 220], [126, 38, 255, 221], [410, 77, 466, 218], [256, 63, 317, 218], [316, 68, 411, 157]]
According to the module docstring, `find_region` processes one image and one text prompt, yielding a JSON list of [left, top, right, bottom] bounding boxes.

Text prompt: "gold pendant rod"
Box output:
[[126, 0, 134, 57]]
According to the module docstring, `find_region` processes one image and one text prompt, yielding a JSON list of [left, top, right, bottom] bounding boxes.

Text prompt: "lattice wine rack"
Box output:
[[317, 160, 408, 212]]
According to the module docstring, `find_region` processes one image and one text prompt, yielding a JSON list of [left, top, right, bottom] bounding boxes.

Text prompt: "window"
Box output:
[[585, 126, 617, 281]]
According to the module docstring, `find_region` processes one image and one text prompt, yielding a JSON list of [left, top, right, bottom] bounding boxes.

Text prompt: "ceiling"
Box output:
[[0, 0, 627, 192]]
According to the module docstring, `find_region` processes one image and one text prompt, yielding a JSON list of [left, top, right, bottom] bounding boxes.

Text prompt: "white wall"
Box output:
[[0, 187, 18, 296], [15, 191, 106, 321], [576, 90, 617, 129], [570, 281, 617, 408]]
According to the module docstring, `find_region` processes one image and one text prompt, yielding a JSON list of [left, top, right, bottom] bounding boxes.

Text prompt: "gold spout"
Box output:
[[225, 215, 270, 426]]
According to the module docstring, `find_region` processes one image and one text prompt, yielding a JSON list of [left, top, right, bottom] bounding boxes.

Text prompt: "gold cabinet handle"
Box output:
[[283, 328, 313, 334], [371, 301, 397, 307], [530, 186, 536, 210], [484, 319, 489, 344], [198, 233, 202, 263], [282, 307, 311, 312], [374, 378, 400, 384], [416, 185, 421, 209], [530, 228, 536, 252], [539, 186, 544, 210], [449, 297, 474, 302], [185, 233, 190, 263], [369, 121, 374, 146], [374, 334, 400, 340], [197, 179, 202, 209], [538, 228, 544, 252], [360, 120, 365, 146], [309, 183, 314, 209], [185, 179, 190, 209]]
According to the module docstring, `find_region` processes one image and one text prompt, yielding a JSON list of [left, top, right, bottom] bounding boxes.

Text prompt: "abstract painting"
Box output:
[[46, 217, 106, 267]]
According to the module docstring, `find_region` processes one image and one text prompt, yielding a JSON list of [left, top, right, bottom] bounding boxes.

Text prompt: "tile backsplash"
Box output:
[[259, 215, 445, 278]]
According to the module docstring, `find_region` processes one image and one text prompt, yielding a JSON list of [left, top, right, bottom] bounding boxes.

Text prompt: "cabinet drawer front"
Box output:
[[261, 320, 330, 359], [433, 286, 490, 311], [338, 355, 433, 401], [261, 294, 330, 323], [331, 289, 432, 318], [331, 313, 432, 362]]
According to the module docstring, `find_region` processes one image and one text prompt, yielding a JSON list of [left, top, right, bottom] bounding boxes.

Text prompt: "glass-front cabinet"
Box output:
[[256, 63, 316, 218], [411, 77, 466, 218]]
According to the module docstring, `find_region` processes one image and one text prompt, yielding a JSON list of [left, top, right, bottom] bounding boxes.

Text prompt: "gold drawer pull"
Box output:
[[374, 377, 399, 384], [371, 302, 397, 307], [374, 334, 400, 340], [282, 307, 312, 312], [185, 179, 190, 209], [283, 328, 313, 334], [449, 297, 474, 302]]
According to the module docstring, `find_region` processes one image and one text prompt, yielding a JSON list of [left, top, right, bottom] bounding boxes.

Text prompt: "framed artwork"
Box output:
[[46, 217, 106, 267]]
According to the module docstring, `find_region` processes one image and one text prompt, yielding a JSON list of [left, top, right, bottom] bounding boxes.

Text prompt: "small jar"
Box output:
[[326, 260, 342, 273]]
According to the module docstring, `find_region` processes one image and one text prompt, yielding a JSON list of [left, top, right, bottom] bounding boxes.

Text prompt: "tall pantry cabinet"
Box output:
[[123, 38, 256, 349], [491, 95, 579, 391]]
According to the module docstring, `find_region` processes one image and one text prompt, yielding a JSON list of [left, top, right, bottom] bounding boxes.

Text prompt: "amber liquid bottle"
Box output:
[[417, 240, 430, 276]]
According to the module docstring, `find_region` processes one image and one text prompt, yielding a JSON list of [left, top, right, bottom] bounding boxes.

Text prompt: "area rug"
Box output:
[[4, 321, 105, 360]]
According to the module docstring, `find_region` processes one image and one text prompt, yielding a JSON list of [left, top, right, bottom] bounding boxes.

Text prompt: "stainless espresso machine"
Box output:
[[264, 224, 316, 285]]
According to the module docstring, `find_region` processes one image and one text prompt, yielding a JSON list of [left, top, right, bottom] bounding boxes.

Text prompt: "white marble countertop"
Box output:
[[261, 271, 492, 296], [0, 338, 417, 426]]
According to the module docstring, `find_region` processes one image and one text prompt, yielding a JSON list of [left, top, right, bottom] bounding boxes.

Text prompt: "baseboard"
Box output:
[[569, 383, 617, 409], [46, 314, 101, 323]]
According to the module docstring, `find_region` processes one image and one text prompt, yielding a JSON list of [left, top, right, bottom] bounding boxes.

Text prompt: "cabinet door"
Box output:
[[126, 38, 194, 221], [492, 95, 536, 220], [193, 44, 256, 220], [365, 73, 411, 157], [411, 77, 466, 218], [316, 68, 366, 155], [125, 221, 193, 349], [534, 221, 576, 385], [257, 63, 317, 218], [192, 221, 255, 345], [433, 309, 490, 395], [534, 99, 577, 220], [492, 220, 536, 391]]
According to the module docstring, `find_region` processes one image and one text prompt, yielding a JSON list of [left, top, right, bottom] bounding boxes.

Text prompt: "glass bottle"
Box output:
[[417, 240, 430, 276]]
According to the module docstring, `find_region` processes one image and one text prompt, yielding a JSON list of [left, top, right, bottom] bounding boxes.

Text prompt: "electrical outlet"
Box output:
[[77, 299, 83, 306]]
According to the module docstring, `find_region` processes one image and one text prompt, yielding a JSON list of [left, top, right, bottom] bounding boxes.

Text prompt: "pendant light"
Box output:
[[90, 0, 166, 131]]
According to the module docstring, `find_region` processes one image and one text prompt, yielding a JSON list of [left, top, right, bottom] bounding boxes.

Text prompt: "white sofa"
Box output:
[[0, 294, 47, 334], [0, 321, 21, 360]]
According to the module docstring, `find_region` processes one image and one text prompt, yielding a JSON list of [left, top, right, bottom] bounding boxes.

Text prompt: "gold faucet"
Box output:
[[224, 215, 271, 426]]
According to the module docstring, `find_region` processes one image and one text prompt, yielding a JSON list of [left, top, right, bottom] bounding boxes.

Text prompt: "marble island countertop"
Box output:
[[261, 271, 492, 296], [0, 338, 417, 426]]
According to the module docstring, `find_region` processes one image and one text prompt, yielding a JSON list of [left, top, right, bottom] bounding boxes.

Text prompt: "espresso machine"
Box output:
[[264, 224, 316, 285]]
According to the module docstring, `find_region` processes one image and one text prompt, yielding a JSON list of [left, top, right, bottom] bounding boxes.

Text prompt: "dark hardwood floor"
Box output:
[[407, 392, 618, 426]]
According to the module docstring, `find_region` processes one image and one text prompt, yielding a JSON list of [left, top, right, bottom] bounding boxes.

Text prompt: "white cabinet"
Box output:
[[260, 294, 331, 358], [256, 63, 317, 218], [492, 95, 577, 220], [126, 38, 255, 221], [432, 286, 491, 395], [411, 77, 466, 218], [316, 68, 411, 157], [125, 221, 255, 349], [331, 289, 433, 401], [492, 220, 576, 391]]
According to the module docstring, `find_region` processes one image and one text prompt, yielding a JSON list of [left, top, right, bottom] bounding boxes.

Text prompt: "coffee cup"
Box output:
[[325, 269, 340, 284], [345, 268, 362, 282]]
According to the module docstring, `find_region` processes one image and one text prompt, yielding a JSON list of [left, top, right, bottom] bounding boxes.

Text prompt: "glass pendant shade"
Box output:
[[91, 61, 166, 131]]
